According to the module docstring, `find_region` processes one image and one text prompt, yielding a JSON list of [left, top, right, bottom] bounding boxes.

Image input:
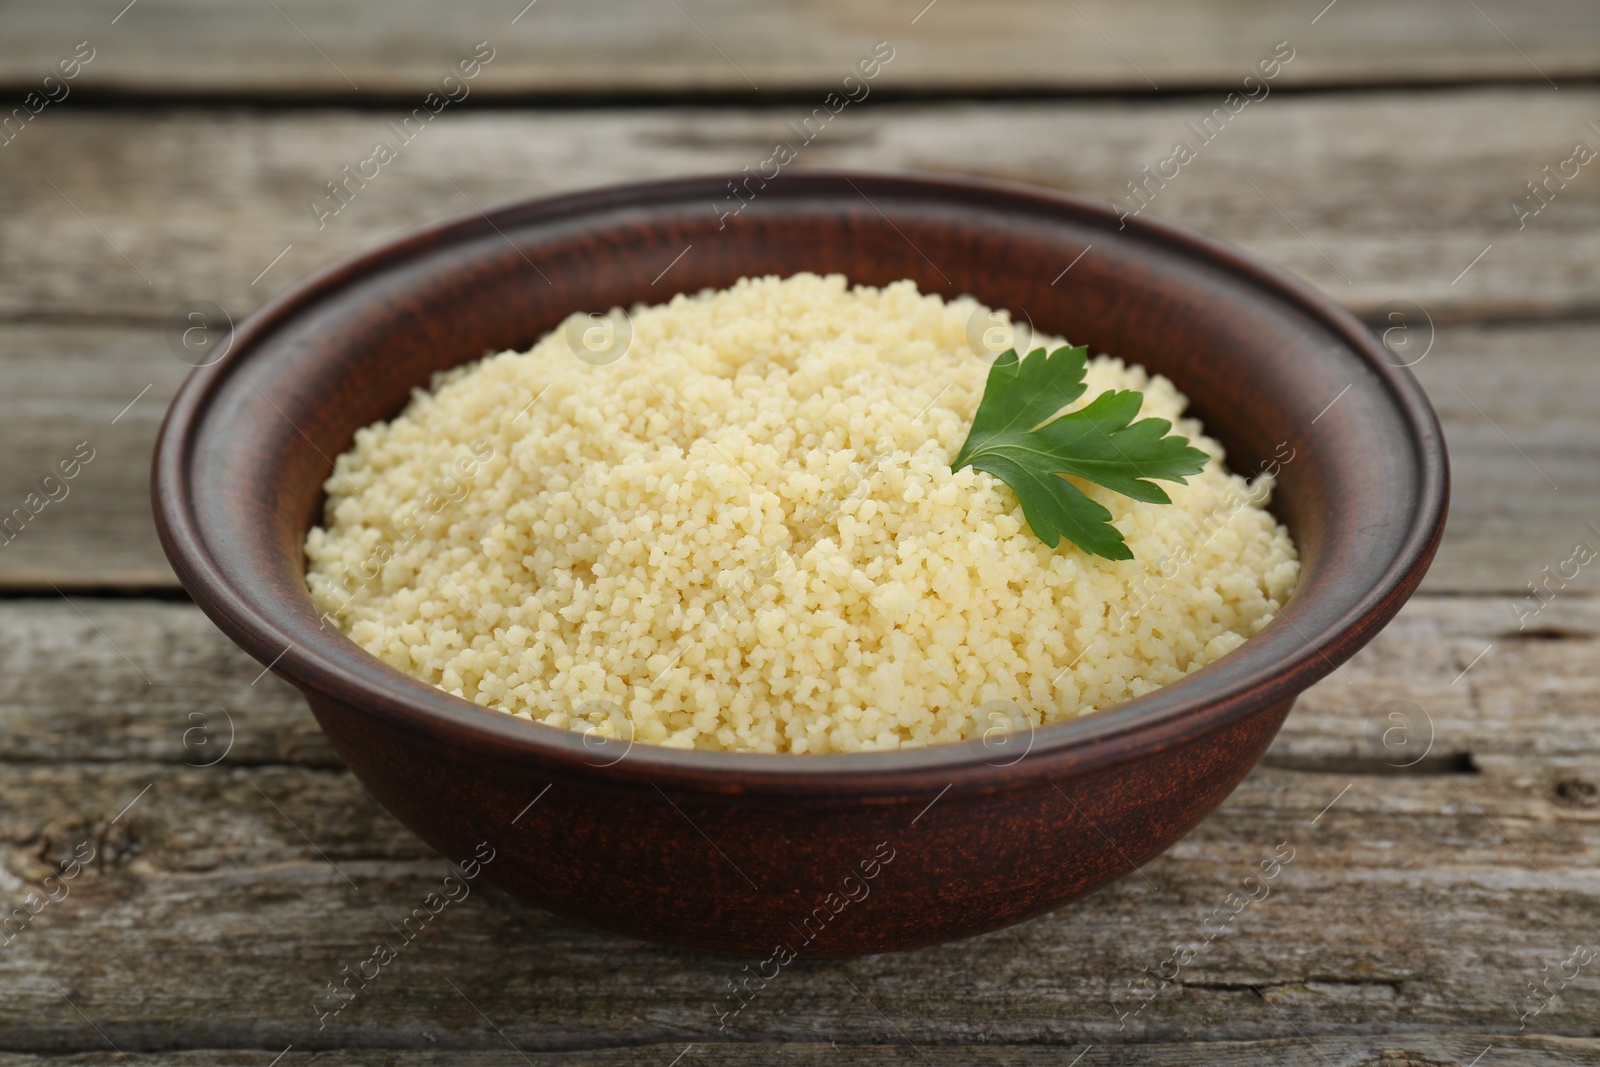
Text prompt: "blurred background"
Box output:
[[0, 2, 1597, 1064]]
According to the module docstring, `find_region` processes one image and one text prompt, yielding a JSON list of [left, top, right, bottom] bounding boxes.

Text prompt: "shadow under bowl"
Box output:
[[152, 171, 1447, 957]]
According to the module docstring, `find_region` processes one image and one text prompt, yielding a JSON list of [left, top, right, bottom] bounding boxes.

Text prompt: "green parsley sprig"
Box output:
[[951, 345, 1209, 561]]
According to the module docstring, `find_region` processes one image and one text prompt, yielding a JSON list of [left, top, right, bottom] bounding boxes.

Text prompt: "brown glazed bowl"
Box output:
[[153, 171, 1447, 957]]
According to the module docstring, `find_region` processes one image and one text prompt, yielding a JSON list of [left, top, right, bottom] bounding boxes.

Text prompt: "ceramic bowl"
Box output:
[[152, 171, 1447, 956]]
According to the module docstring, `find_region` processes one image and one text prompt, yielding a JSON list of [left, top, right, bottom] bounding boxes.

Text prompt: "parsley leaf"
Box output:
[[951, 345, 1210, 560]]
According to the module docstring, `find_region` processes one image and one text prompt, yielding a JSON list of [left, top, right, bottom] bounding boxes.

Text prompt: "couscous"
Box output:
[[305, 274, 1297, 754]]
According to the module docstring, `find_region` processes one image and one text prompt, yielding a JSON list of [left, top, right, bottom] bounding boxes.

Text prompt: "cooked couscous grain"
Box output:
[[305, 274, 1298, 754]]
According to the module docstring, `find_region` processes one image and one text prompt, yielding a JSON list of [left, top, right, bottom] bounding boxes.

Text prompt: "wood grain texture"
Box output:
[[0, 0, 1589, 1056], [1409, 319, 1599, 597], [0, 0, 1596, 97], [0, 740, 1596, 1050], [0, 596, 1595, 1050], [0, 315, 1591, 595], [1, 91, 1597, 324], [0, 322, 189, 590], [0, 1041, 1596, 1067], [0, 599, 334, 767], [0, 1040, 1595, 1066], [4, 93, 1599, 593]]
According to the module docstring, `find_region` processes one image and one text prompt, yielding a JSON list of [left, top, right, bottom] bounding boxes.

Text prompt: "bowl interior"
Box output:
[[158, 172, 1445, 785]]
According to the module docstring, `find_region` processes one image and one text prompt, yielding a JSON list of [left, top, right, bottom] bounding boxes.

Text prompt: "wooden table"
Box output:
[[1, 3, 1597, 1063]]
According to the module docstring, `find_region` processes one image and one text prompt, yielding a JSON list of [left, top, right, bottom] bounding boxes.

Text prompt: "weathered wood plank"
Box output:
[[0, 1037, 1595, 1066], [0, 323, 190, 590], [1269, 599, 1600, 772], [0, 597, 334, 766], [0, 0, 1596, 97], [0, 89, 1593, 608], [0, 314, 1591, 593], [1413, 319, 1600, 597], [0, 9, 1587, 1059], [0, 1038, 1595, 1066], [1, 754, 1597, 1050], [2, 595, 1594, 768], [0, 91, 1596, 324], [1, 599, 1596, 1050]]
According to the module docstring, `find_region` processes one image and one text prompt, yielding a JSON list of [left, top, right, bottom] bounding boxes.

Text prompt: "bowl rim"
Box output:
[[152, 169, 1449, 797]]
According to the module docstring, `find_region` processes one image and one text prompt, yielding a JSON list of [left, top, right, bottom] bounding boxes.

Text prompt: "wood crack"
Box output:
[[1259, 752, 1480, 777]]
